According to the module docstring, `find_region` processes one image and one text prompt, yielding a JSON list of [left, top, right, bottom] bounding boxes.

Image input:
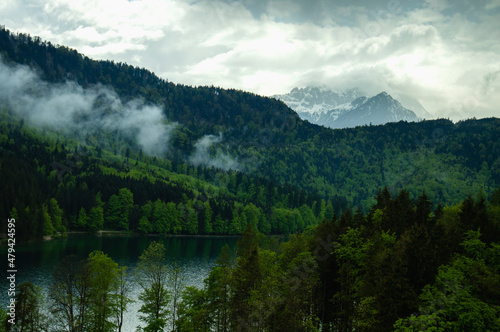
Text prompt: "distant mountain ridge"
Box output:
[[274, 86, 421, 128], [272, 86, 364, 124]]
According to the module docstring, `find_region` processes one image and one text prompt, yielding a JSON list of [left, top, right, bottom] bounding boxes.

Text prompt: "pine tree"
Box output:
[[88, 206, 104, 233], [77, 207, 88, 230], [152, 199, 169, 235], [42, 203, 55, 236], [106, 194, 121, 229], [206, 244, 233, 331], [203, 201, 213, 234], [117, 188, 133, 231], [214, 213, 225, 234], [48, 198, 66, 233], [231, 223, 261, 329]]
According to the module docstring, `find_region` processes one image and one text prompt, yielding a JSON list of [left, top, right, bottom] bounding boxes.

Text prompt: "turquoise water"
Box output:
[[1, 234, 239, 330]]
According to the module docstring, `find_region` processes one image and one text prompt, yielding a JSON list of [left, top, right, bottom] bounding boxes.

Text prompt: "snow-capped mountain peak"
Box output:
[[274, 87, 421, 129], [273, 86, 364, 123]]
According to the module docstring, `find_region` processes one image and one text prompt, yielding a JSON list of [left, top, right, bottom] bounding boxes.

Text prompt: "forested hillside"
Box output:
[[0, 26, 499, 242], [1, 27, 498, 209], [0, 110, 332, 241]]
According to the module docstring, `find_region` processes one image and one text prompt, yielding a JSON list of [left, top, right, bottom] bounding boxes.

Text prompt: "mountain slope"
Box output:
[[331, 92, 420, 128], [1, 27, 499, 214], [275, 86, 422, 128], [395, 93, 434, 119], [273, 86, 364, 123]]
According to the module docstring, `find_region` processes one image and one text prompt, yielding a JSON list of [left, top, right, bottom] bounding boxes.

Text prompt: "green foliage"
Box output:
[[332, 227, 371, 331], [48, 198, 66, 233], [106, 195, 121, 229], [136, 242, 170, 332], [11, 187, 500, 331], [394, 231, 500, 332], [48, 251, 131, 332], [88, 206, 104, 233], [0, 105, 326, 239], [77, 207, 88, 230], [14, 282, 48, 331], [86, 251, 120, 331], [1, 27, 499, 243], [176, 286, 210, 331], [231, 223, 261, 329], [205, 245, 232, 331], [169, 264, 186, 332], [137, 285, 170, 332], [42, 203, 55, 236], [0, 307, 6, 332]]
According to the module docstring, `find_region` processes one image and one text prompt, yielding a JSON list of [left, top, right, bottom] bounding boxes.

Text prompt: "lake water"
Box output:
[[0, 234, 239, 331]]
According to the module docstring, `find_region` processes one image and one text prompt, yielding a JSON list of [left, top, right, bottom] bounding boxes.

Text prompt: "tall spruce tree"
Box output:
[[230, 223, 262, 330]]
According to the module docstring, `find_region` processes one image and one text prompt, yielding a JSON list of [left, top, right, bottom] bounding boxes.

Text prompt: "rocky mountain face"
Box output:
[[274, 86, 421, 128]]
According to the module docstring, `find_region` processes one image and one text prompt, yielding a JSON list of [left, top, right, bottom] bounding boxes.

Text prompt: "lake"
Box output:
[[0, 234, 239, 331]]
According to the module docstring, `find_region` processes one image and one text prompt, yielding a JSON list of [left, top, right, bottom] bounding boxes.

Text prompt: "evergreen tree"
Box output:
[[88, 206, 104, 233], [213, 213, 226, 234], [117, 188, 133, 230], [231, 223, 262, 329], [203, 201, 213, 234], [175, 286, 210, 331], [206, 244, 233, 331], [106, 194, 121, 229], [77, 207, 88, 230], [48, 197, 66, 233], [42, 203, 55, 236]]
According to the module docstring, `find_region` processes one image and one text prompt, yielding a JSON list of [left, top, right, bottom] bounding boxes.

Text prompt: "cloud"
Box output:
[[0, 60, 175, 157], [1, 0, 499, 119], [189, 133, 241, 171], [485, 0, 500, 10]]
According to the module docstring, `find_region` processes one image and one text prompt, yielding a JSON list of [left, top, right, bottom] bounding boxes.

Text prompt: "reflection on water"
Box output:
[[0, 234, 239, 331]]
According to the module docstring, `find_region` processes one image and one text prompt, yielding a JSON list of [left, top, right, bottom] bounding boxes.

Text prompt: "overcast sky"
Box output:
[[1, 0, 499, 119]]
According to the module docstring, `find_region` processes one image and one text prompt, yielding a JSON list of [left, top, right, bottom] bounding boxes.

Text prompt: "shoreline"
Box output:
[[0, 231, 242, 246], [72, 230, 242, 238], [0, 230, 291, 247]]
